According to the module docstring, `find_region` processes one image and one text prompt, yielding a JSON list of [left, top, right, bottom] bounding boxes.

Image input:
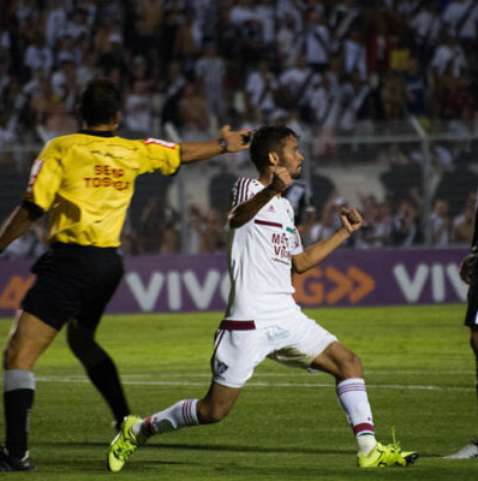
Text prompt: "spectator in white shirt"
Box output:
[[302, 9, 330, 72], [195, 45, 226, 122], [442, 0, 478, 41], [430, 33, 467, 78], [24, 34, 53, 77], [245, 61, 278, 120], [342, 29, 367, 80]]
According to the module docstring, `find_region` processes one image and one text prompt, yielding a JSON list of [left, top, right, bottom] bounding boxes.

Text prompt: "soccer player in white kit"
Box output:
[[107, 126, 418, 471]]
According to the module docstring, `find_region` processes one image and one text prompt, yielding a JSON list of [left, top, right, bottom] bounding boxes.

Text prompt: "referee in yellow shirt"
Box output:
[[0, 78, 251, 471]]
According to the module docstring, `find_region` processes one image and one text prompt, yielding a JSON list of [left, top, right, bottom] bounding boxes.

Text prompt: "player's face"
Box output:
[[278, 135, 304, 178]]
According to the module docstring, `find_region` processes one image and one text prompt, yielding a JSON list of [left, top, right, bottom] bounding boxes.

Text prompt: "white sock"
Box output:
[[132, 399, 199, 440], [336, 378, 376, 454]]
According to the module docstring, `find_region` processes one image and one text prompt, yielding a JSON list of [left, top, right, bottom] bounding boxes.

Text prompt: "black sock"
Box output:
[[85, 356, 129, 425], [4, 389, 34, 458]]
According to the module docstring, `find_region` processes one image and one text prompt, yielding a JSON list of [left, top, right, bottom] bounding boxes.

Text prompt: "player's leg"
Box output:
[[67, 249, 129, 430], [311, 342, 376, 450], [67, 318, 130, 430], [312, 341, 418, 467], [107, 382, 242, 472], [1, 311, 58, 471], [107, 323, 261, 471], [444, 326, 478, 459], [270, 313, 416, 467], [138, 381, 241, 436]]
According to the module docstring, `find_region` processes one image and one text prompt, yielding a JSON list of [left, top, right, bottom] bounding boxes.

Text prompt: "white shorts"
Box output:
[[211, 312, 338, 388]]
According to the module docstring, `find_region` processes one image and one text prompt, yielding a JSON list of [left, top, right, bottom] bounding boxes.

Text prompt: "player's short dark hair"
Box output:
[[250, 125, 298, 173], [79, 78, 121, 127]]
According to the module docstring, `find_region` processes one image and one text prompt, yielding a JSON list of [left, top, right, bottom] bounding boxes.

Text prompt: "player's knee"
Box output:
[[197, 401, 231, 424], [66, 326, 96, 360], [338, 351, 363, 378], [3, 342, 32, 370]]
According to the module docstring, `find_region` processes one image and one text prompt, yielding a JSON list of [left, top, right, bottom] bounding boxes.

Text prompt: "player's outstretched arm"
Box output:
[[228, 167, 292, 228], [292, 207, 363, 274], [0, 201, 44, 253], [180, 125, 251, 163]]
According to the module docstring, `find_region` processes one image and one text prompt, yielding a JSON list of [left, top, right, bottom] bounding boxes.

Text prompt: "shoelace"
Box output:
[[113, 436, 136, 460]]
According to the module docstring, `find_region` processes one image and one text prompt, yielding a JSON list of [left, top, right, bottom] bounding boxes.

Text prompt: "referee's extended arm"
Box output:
[[180, 125, 251, 163], [0, 201, 44, 253]]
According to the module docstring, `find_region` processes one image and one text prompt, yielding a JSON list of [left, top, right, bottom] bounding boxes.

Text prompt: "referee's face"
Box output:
[[278, 135, 304, 179]]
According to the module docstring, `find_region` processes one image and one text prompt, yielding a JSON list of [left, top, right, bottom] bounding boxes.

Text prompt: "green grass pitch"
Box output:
[[0, 304, 476, 480]]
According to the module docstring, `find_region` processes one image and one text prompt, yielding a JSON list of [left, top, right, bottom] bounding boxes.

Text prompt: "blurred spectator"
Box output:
[[308, 197, 342, 244], [301, 8, 330, 72], [390, 198, 423, 246], [452, 191, 476, 244], [178, 80, 210, 132], [343, 29, 367, 79], [124, 80, 153, 136], [380, 144, 423, 207], [245, 61, 277, 121], [208, 164, 237, 221], [356, 194, 391, 248], [186, 205, 225, 254], [430, 33, 467, 79], [434, 152, 478, 218], [430, 198, 450, 246], [195, 44, 226, 122]]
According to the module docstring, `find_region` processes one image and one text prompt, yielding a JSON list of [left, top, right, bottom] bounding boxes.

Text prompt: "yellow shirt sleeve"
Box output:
[[25, 139, 63, 211], [138, 138, 181, 175]]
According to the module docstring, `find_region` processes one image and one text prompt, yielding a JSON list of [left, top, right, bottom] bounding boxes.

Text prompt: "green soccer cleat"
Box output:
[[107, 415, 143, 472], [358, 441, 419, 468]]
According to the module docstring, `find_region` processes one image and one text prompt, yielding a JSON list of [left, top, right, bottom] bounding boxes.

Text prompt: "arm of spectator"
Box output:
[[180, 125, 251, 163], [0, 201, 44, 252], [292, 208, 362, 274]]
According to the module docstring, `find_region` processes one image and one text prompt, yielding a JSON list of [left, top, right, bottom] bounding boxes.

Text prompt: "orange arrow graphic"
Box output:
[[348, 266, 375, 303], [325, 266, 352, 304]]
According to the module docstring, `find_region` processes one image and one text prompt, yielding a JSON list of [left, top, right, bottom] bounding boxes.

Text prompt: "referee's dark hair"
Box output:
[[250, 125, 298, 173], [79, 78, 121, 127]]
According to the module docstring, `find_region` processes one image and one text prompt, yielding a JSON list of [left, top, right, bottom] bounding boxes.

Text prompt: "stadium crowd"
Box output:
[[0, 0, 477, 256]]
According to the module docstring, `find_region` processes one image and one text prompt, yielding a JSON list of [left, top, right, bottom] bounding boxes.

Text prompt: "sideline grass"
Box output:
[[0, 304, 475, 480]]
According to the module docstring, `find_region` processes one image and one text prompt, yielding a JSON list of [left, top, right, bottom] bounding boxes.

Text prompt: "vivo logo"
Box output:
[[125, 270, 230, 311], [393, 263, 467, 303]]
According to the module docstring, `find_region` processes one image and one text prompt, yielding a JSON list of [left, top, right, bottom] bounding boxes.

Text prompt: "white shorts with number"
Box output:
[[211, 312, 338, 388]]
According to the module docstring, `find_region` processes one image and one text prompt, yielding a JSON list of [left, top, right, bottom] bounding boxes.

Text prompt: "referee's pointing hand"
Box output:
[[220, 125, 252, 153]]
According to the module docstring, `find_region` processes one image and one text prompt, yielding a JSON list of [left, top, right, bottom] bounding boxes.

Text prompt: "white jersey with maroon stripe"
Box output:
[[224, 177, 304, 324]]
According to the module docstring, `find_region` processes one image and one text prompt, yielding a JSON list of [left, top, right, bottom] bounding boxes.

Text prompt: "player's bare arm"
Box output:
[[0, 202, 44, 252], [228, 167, 293, 228], [292, 207, 363, 274], [180, 125, 252, 163]]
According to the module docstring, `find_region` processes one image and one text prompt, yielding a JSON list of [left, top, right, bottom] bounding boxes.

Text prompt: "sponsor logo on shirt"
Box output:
[[83, 164, 131, 191]]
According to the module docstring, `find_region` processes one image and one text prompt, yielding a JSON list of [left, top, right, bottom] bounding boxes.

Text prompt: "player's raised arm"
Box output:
[[228, 167, 292, 228], [179, 125, 251, 163], [292, 207, 363, 274]]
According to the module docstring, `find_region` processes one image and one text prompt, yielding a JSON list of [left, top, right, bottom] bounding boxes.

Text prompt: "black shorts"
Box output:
[[22, 243, 124, 331], [465, 275, 478, 329]]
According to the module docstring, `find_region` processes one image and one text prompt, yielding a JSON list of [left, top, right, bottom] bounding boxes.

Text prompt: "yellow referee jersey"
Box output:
[[25, 131, 181, 247]]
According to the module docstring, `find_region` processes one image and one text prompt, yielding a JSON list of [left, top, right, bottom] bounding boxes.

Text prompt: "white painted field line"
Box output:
[[32, 375, 473, 392]]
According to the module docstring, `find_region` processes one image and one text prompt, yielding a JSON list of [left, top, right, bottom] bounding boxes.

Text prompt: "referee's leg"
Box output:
[[2, 310, 58, 464], [67, 319, 130, 430]]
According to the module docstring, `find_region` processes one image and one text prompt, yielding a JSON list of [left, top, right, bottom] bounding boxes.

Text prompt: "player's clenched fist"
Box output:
[[270, 166, 293, 193], [340, 207, 363, 234]]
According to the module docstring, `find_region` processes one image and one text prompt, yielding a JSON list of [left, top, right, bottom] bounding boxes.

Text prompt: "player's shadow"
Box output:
[[155, 441, 354, 456], [35, 440, 353, 456]]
